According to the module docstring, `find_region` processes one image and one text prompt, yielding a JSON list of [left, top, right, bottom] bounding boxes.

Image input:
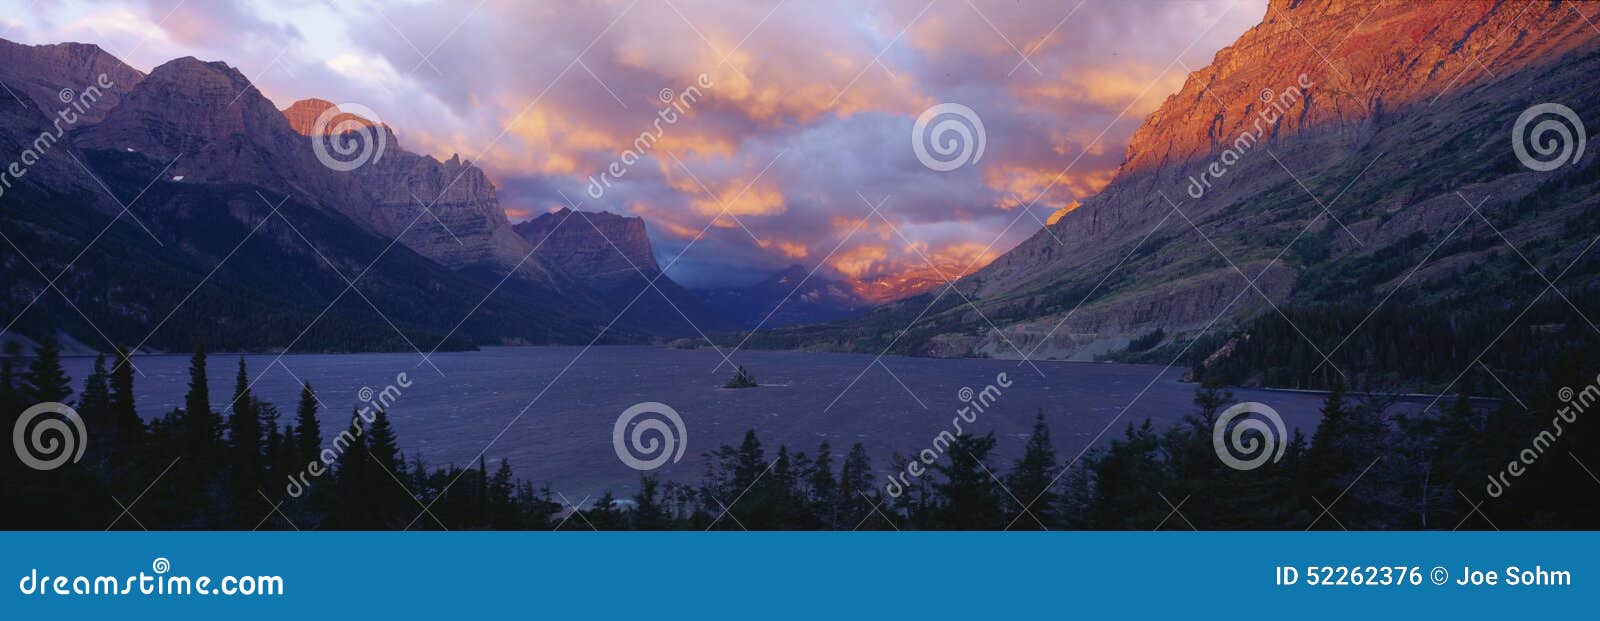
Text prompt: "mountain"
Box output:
[[279, 99, 561, 285], [750, 0, 1600, 391], [74, 61, 561, 286], [0, 43, 611, 352], [512, 208, 728, 336], [0, 39, 144, 127], [696, 265, 867, 328]]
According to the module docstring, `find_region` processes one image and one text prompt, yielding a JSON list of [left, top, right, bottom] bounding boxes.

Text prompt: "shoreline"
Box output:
[[38, 344, 1512, 404]]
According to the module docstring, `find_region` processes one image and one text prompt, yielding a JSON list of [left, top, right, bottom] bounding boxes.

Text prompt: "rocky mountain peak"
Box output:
[[794, 0, 1600, 361], [77, 54, 305, 172], [1120, 0, 1596, 176], [0, 37, 145, 125], [282, 98, 369, 134], [513, 208, 659, 280]]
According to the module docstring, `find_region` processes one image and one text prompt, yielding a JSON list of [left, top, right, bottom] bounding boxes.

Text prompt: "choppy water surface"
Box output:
[[71, 346, 1375, 497]]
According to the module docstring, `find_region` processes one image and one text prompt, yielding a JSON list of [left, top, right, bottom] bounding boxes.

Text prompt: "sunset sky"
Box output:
[[0, 0, 1266, 291]]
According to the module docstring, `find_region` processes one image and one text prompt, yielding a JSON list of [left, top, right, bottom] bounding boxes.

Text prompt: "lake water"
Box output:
[[68, 346, 1360, 498]]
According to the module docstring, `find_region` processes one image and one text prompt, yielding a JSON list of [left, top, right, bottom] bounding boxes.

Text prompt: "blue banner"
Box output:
[[2, 532, 1592, 618]]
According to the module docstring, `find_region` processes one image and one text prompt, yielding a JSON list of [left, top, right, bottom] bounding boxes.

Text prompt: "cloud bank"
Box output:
[[1, 0, 1266, 291]]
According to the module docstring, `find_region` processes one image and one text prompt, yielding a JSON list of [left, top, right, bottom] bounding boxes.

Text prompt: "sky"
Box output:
[[0, 0, 1266, 293]]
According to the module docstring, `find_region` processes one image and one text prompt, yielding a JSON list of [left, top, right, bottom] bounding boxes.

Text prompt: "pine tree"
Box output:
[[0, 341, 19, 485], [733, 430, 766, 490], [807, 440, 838, 529], [366, 410, 401, 472], [181, 342, 220, 479], [294, 382, 321, 460], [226, 358, 263, 524], [367, 409, 412, 528], [260, 401, 283, 483], [476, 454, 489, 527], [78, 355, 111, 463], [331, 411, 374, 528], [23, 335, 72, 404], [1005, 411, 1058, 529], [109, 346, 143, 463], [587, 492, 620, 530], [1090, 420, 1171, 529], [769, 445, 800, 529], [0, 341, 20, 410], [487, 459, 517, 529], [933, 432, 1003, 529], [632, 473, 668, 530], [1433, 394, 1485, 526], [1055, 456, 1097, 529], [838, 443, 874, 528], [716, 430, 770, 528], [1304, 378, 1351, 500]]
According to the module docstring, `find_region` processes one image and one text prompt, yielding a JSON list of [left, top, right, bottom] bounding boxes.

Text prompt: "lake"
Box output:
[[67, 346, 1359, 499]]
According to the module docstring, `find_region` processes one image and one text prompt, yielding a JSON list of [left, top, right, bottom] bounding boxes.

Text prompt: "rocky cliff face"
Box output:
[[70, 63, 555, 284], [75, 57, 366, 213], [280, 98, 382, 136], [2, 40, 607, 351], [0, 39, 144, 126], [761, 0, 1600, 362], [514, 207, 658, 287], [514, 208, 729, 335], [280, 99, 554, 283], [964, 0, 1600, 359]]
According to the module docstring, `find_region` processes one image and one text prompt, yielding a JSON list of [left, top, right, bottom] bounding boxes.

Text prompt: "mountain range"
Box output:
[[695, 264, 867, 329], [0, 39, 870, 354], [746, 0, 1600, 391], [7, 0, 1598, 394]]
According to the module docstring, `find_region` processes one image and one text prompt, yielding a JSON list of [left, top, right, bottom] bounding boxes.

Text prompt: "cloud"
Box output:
[[3, 0, 1269, 291]]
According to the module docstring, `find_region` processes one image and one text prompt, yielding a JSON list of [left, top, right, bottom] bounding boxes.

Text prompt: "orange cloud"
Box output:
[[826, 239, 1001, 303], [983, 163, 1111, 211], [1018, 65, 1187, 117], [827, 243, 892, 280], [759, 239, 810, 259]]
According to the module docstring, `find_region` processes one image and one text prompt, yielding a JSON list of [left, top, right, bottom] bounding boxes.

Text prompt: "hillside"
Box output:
[[0, 41, 616, 352], [747, 0, 1600, 392]]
